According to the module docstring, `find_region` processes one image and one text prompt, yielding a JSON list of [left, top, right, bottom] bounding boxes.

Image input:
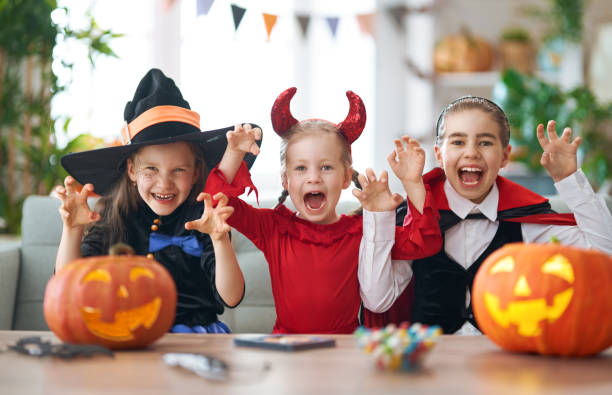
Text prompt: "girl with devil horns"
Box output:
[[204, 87, 442, 334]]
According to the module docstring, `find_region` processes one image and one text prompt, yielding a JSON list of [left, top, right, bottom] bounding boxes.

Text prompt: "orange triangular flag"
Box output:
[[161, 0, 177, 12], [263, 13, 278, 42], [356, 13, 375, 36]]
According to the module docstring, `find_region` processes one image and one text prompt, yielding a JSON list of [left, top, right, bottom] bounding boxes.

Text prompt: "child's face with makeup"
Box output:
[[127, 142, 199, 216], [434, 109, 511, 204]]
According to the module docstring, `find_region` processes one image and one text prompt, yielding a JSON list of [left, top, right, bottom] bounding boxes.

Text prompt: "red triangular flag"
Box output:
[[296, 14, 310, 38], [161, 0, 177, 12], [231, 4, 247, 32], [197, 0, 214, 16], [263, 13, 278, 42], [325, 16, 340, 38], [356, 13, 375, 37]]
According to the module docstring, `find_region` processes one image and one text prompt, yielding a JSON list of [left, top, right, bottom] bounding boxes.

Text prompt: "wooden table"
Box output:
[[1, 331, 611, 394]]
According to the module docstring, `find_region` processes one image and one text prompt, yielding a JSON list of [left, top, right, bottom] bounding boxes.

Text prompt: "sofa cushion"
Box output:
[[0, 246, 20, 330], [13, 196, 62, 330]]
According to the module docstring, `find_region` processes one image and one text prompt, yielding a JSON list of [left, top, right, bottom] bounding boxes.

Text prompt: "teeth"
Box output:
[[154, 193, 175, 200], [460, 167, 482, 172]]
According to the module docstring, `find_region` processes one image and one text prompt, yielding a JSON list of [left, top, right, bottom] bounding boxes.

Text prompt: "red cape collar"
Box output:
[[424, 167, 548, 211], [424, 167, 576, 226]]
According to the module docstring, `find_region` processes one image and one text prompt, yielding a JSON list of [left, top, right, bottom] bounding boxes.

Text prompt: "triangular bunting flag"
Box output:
[[262, 13, 278, 42], [161, 0, 177, 12], [197, 0, 214, 16], [325, 16, 340, 38], [356, 13, 375, 37], [296, 15, 311, 38], [231, 4, 247, 32], [387, 5, 405, 31]]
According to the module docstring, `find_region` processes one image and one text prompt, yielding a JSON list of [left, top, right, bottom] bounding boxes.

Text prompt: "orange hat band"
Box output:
[[120, 105, 201, 145]]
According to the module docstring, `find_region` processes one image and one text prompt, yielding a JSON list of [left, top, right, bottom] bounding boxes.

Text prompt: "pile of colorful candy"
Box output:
[[354, 323, 442, 371]]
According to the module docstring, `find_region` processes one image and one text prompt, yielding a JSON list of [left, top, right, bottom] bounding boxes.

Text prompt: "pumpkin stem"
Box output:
[[109, 243, 135, 256], [550, 236, 560, 244]]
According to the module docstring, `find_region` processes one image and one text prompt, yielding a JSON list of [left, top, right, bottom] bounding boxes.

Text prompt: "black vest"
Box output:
[[410, 219, 522, 334], [394, 198, 559, 334]]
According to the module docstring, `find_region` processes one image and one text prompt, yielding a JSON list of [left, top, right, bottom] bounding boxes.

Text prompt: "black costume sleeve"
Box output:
[[199, 231, 245, 309], [81, 224, 110, 257]]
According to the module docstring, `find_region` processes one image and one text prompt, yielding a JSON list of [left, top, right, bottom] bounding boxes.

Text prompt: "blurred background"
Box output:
[[1, 0, 611, 235]]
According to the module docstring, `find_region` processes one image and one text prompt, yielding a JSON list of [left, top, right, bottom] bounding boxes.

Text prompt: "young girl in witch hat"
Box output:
[[364, 95, 612, 334], [54, 68, 262, 333], [203, 87, 442, 334]]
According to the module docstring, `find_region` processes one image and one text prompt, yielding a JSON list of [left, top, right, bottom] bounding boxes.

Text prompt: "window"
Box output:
[[54, 0, 375, 200]]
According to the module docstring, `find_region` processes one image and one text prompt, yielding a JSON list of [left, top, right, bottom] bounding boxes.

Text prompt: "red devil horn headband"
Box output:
[[270, 87, 366, 144]]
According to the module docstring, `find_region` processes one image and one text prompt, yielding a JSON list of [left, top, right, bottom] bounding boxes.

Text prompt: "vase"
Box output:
[[537, 38, 583, 90], [501, 41, 534, 74]]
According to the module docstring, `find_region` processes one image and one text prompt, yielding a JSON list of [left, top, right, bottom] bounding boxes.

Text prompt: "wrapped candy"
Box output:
[[354, 322, 441, 371]]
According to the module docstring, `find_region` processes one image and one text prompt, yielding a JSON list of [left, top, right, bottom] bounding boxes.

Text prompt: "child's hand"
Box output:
[[537, 120, 582, 182], [54, 176, 100, 229], [226, 124, 262, 156], [185, 192, 234, 241], [387, 136, 425, 188], [352, 169, 403, 212]]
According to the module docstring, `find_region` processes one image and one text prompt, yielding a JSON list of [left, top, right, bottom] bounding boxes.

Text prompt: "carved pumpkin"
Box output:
[[434, 32, 494, 73], [44, 246, 177, 349], [472, 243, 612, 356]]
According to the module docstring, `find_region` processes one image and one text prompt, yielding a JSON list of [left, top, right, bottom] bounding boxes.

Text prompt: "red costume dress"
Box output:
[[205, 162, 442, 334]]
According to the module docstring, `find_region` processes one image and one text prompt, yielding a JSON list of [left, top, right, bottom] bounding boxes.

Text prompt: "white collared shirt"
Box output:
[[358, 170, 612, 331]]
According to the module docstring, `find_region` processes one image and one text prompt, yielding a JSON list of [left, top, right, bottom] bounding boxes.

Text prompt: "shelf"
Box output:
[[434, 70, 561, 88], [435, 71, 500, 87]]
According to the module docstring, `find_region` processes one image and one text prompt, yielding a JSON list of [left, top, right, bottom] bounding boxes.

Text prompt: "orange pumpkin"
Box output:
[[472, 242, 612, 356], [434, 32, 494, 73], [44, 246, 177, 349]]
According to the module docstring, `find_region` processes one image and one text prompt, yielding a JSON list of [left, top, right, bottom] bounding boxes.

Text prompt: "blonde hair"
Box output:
[[276, 119, 359, 207]]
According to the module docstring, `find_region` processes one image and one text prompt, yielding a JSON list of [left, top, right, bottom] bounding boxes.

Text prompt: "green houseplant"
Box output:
[[493, 68, 612, 189], [0, 0, 119, 234], [520, 0, 584, 74]]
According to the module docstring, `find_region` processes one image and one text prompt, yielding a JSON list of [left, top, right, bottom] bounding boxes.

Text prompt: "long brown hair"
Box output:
[[86, 142, 206, 244]]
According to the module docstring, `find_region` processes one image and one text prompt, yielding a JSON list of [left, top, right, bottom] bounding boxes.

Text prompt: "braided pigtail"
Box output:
[[275, 189, 289, 208], [350, 169, 363, 216], [351, 169, 362, 190]]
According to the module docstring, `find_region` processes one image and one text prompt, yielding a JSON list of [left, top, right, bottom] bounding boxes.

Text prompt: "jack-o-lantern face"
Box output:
[[44, 253, 177, 349], [483, 253, 574, 337], [472, 243, 612, 357], [79, 265, 162, 341]]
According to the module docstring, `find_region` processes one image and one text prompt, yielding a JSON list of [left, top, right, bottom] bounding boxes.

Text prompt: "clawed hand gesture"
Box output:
[[352, 169, 403, 212], [387, 136, 426, 187], [54, 176, 100, 229], [537, 120, 581, 182], [226, 124, 262, 156], [185, 192, 234, 241]]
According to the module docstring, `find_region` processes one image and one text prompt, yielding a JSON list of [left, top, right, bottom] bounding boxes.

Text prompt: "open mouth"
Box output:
[[304, 192, 327, 212], [152, 193, 176, 202], [458, 167, 483, 186]]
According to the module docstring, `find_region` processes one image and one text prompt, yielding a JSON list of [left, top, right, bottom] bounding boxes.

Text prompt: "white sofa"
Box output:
[[0, 193, 610, 332]]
